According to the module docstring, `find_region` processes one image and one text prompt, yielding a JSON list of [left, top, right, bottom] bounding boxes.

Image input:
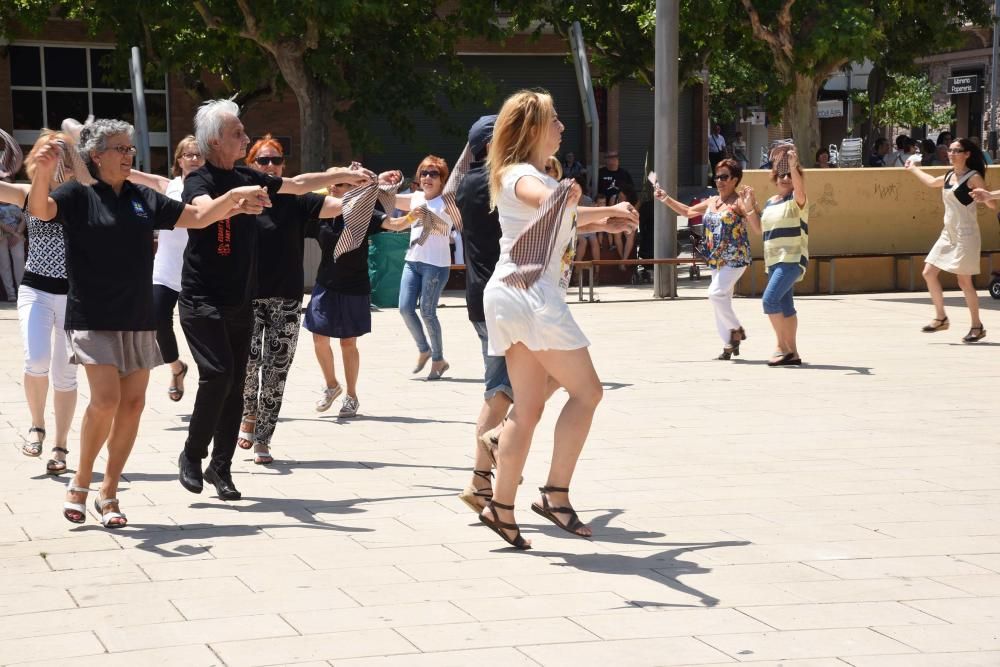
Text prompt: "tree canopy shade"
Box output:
[[0, 0, 507, 171]]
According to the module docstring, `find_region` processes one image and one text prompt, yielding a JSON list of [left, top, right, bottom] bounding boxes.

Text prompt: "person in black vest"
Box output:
[[177, 98, 370, 500], [27, 118, 268, 527]]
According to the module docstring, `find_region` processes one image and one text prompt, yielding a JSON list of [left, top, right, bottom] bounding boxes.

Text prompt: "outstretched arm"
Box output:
[[652, 185, 711, 218], [178, 187, 271, 229], [278, 167, 370, 196], [904, 160, 945, 188], [128, 169, 172, 194], [0, 181, 29, 207]]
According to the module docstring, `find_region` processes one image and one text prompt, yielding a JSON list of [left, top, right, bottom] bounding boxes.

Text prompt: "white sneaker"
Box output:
[[315, 384, 343, 412], [338, 395, 359, 418]]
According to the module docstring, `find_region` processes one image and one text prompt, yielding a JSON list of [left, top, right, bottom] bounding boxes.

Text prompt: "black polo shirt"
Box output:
[[256, 192, 325, 299], [50, 179, 186, 331], [181, 163, 283, 305], [597, 166, 634, 196], [456, 161, 499, 323], [312, 213, 386, 295]]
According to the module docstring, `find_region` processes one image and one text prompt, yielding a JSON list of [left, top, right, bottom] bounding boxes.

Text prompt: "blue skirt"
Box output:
[[303, 285, 372, 339]]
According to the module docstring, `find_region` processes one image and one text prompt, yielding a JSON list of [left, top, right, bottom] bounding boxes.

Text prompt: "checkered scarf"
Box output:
[[410, 143, 473, 247], [501, 178, 577, 289], [0, 128, 23, 180], [334, 181, 400, 260]]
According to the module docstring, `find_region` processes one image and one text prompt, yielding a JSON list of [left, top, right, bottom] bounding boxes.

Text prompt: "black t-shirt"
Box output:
[[256, 192, 325, 299], [51, 179, 185, 331], [312, 213, 386, 295], [456, 162, 499, 322], [181, 163, 283, 305], [597, 167, 634, 196]]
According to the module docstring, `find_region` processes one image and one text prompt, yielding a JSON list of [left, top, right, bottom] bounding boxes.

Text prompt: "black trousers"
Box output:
[[178, 295, 252, 470], [709, 151, 724, 177], [152, 284, 180, 364]]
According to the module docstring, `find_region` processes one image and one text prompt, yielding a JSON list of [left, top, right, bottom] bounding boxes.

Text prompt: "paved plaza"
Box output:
[[1, 279, 999, 667]]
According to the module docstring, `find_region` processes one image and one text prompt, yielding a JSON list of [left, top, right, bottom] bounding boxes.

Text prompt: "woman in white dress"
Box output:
[[906, 138, 993, 342], [478, 90, 638, 549]]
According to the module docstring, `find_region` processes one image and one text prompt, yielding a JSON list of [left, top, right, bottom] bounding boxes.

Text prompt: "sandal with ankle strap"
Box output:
[[922, 316, 949, 333], [46, 446, 69, 475], [168, 361, 188, 402], [963, 325, 986, 343], [22, 426, 45, 457], [253, 442, 273, 465], [531, 485, 590, 539], [479, 500, 531, 549], [63, 478, 91, 524], [93, 496, 127, 529], [237, 416, 256, 450], [458, 469, 493, 513]]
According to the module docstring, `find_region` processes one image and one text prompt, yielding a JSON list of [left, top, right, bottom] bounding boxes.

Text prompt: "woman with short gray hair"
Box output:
[[27, 118, 271, 528]]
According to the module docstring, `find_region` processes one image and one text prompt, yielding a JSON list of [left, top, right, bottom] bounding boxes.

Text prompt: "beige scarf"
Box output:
[[334, 181, 400, 260], [0, 128, 23, 180], [502, 178, 577, 289], [409, 143, 473, 247]]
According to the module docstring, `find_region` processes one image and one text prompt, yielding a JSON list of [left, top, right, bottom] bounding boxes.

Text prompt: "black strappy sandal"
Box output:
[[480, 500, 531, 549], [168, 361, 188, 402], [46, 446, 68, 475], [459, 469, 493, 513], [531, 486, 591, 539], [922, 316, 949, 333], [718, 329, 742, 360], [962, 325, 986, 343]]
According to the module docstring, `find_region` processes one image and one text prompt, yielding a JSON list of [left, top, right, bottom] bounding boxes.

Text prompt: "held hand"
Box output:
[[378, 170, 402, 186], [31, 141, 61, 179], [567, 182, 582, 207], [787, 149, 799, 170], [972, 187, 995, 202], [653, 185, 667, 202], [348, 162, 378, 181], [229, 186, 271, 212], [605, 216, 639, 234], [610, 200, 639, 223], [903, 160, 915, 171]]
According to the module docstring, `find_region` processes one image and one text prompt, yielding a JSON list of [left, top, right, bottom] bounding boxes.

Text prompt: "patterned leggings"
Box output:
[[242, 297, 301, 446]]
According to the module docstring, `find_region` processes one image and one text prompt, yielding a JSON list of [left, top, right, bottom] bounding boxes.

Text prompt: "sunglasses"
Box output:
[[947, 148, 967, 154], [419, 170, 441, 178], [777, 172, 792, 179], [254, 156, 284, 166], [714, 173, 732, 182]]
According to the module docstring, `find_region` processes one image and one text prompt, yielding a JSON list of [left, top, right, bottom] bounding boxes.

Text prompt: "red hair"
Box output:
[[415, 155, 449, 183], [246, 134, 283, 166]]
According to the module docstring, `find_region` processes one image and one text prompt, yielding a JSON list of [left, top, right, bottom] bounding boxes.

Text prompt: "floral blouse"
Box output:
[[701, 202, 750, 268]]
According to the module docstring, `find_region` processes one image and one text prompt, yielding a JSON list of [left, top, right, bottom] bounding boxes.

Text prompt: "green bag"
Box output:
[[368, 231, 410, 308]]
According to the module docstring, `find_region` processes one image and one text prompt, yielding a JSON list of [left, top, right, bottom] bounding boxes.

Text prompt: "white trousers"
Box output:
[[17, 284, 77, 391], [707, 265, 747, 344]]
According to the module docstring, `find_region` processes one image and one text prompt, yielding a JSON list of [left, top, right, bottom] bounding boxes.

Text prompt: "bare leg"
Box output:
[[24, 374, 48, 433], [51, 388, 77, 464], [768, 313, 787, 357], [100, 370, 150, 508], [340, 337, 360, 398], [957, 274, 982, 327], [786, 314, 799, 356], [313, 333, 339, 388], [923, 263, 947, 320], [67, 365, 120, 511]]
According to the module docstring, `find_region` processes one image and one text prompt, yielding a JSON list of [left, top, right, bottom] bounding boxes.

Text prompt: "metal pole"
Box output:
[[569, 22, 600, 197], [653, 0, 679, 298], [129, 46, 151, 173], [990, 0, 999, 157]]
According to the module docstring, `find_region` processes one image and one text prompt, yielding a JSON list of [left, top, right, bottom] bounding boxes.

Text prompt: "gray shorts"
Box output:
[[67, 330, 163, 377], [472, 321, 513, 401]]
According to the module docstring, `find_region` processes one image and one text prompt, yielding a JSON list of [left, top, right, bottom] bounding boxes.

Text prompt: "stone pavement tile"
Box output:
[[694, 661, 848, 667], [6, 644, 223, 667], [517, 636, 732, 667], [955, 553, 1000, 573], [97, 613, 297, 652], [775, 577, 973, 603], [857, 520, 1000, 539], [654, 562, 837, 585], [0, 588, 76, 617], [697, 628, 916, 661], [0, 600, 183, 641], [69, 576, 250, 608], [396, 617, 598, 651], [296, 544, 461, 569], [43, 545, 212, 570], [3, 563, 149, 595], [873, 623, 1000, 652], [283, 600, 474, 635], [0, 531, 121, 559], [718, 524, 886, 544], [571, 607, 772, 640], [333, 646, 538, 667], [842, 651, 1000, 666], [238, 564, 413, 592], [0, 631, 106, 663], [931, 574, 1000, 596], [902, 596, 1000, 624], [803, 556, 994, 579], [737, 601, 946, 630], [0, 554, 49, 575], [453, 591, 638, 622], [341, 578, 526, 606], [172, 587, 359, 620], [397, 555, 571, 582], [139, 554, 312, 581], [210, 627, 416, 666]]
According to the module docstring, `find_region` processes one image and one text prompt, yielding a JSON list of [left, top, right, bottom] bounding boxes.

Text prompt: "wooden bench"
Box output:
[[574, 257, 709, 302]]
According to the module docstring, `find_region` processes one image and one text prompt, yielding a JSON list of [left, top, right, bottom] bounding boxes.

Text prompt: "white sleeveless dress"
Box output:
[[926, 169, 981, 276], [483, 163, 588, 355]]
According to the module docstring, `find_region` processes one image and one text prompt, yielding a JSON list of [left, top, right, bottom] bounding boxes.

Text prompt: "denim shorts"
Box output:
[[762, 261, 800, 317], [472, 321, 513, 401]]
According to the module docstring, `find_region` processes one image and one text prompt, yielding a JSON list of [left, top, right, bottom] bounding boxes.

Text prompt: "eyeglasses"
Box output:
[[108, 145, 137, 156], [714, 174, 732, 182], [777, 172, 792, 179], [947, 148, 967, 154], [254, 156, 284, 166], [181, 152, 202, 160], [419, 170, 441, 178]]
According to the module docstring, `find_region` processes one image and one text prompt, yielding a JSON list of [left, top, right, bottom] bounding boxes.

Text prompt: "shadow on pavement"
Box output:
[[733, 359, 873, 375], [280, 415, 476, 426]]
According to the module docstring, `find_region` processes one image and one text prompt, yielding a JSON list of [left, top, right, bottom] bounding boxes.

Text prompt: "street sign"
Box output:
[[817, 100, 844, 118], [947, 75, 979, 95]]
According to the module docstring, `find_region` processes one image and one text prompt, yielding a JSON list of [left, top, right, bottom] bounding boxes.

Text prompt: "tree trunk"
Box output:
[[270, 47, 337, 172], [783, 74, 822, 163]]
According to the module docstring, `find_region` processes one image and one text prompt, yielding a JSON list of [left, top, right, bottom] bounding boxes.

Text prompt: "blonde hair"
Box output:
[[545, 155, 562, 180], [25, 129, 74, 184], [172, 135, 198, 177], [486, 89, 556, 209]]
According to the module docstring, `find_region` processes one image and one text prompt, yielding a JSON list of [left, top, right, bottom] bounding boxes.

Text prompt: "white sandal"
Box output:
[[93, 496, 127, 529], [237, 417, 256, 450], [63, 478, 91, 524]]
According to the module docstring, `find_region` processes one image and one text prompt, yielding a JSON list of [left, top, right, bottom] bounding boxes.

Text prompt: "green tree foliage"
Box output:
[[0, 1, 506, 170], [853, 74, 956, 132]]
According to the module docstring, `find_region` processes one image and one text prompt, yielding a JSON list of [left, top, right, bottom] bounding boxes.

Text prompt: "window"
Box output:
[[9, 44, 170, 171]]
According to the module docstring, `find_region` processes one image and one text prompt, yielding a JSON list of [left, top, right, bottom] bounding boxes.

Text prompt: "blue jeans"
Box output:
[[472, 321, 513, 401], [399, 261, 450, 361], [762, 261, 799, 317]]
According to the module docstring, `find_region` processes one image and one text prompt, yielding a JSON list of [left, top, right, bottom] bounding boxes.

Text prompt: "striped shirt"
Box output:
[[761, 193, 809, 279]]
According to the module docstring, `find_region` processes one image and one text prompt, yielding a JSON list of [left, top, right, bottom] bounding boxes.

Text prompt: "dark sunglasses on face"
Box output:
[[714, 173, 732, 182], [777, 172, 792, 179], [254, 156, 284, 166], [419, 170, 441, 178], [947, 148, 967, 154]]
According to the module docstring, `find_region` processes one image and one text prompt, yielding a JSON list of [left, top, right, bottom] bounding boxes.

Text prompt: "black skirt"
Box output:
[[303, 284, 372, 339]]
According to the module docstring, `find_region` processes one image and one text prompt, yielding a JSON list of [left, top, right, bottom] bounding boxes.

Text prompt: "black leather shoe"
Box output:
[[204, 465, 242, 501], [178, 452, 203, 494]]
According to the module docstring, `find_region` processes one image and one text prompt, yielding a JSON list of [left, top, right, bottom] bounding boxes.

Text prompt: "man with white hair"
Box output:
[[177, 98, 370, 500]]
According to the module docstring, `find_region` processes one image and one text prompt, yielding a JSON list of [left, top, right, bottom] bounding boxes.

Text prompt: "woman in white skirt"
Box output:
[[478, 90, 638, 549], [28, 119, 269, 527], [906, 138, 993, 342]]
